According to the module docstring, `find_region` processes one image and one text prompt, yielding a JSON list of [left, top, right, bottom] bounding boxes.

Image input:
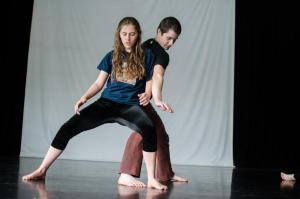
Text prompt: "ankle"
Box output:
[[37, 167, 47, 174]]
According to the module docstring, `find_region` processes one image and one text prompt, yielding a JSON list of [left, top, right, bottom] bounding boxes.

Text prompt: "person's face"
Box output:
[[156, 29, 179, 50], [120, 24, 138, 52]]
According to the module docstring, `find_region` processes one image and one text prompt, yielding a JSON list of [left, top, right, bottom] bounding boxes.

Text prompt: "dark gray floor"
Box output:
[[0, 157, 299, 199]]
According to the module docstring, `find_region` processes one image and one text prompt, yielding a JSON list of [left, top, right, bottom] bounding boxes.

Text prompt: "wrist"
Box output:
[[81, 96, 88, 102], [153, 97, 161, 104]]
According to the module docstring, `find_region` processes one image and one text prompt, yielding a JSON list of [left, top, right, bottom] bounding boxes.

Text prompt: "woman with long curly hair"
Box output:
[[22, 16, 167, 190]]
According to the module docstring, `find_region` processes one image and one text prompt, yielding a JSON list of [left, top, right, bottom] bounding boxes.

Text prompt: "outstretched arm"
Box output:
[[152, 65, 174, 113], [74, 71, 109, 114]]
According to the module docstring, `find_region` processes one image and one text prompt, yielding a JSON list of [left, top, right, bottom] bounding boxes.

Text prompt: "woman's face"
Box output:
[[120, 24, 138, 52]]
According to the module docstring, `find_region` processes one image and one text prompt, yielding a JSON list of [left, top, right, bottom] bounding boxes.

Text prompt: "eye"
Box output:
[[129, 32, 136, 37], [167, 37, 176, 43]]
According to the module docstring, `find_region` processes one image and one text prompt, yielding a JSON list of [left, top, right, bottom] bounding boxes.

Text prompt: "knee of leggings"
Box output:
[[51, 125, 75, 150], [140, 125, 157, 152]]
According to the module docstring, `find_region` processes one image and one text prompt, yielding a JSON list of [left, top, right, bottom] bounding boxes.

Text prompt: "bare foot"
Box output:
[[22, 169, 46, 181], [23, 180, 46, 190], [171, 175, 188, 182], [146, 188, 168, 199], [23, 180, 49, 198], [281, 172, 296, 181], [148, 179, 168, 190], [118, 173, 146, 187], [117, 184, 144, 198], [280, 180, 295, 190]]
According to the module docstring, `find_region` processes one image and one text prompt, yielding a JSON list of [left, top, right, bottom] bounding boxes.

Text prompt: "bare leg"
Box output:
[[22, 146, 63, 181], [156, 125, 187, 182], [281, 172, 296, 181], [119, 104, 187, 183], [143, 151, 167, 190], [148, 104, 187, 182]]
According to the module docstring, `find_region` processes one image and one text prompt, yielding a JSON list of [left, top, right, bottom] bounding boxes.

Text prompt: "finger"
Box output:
[[165, 104, 172, 112], [139, 98, 145, 104], [139, 95, 145, 100], [139, 96, 145, 101], [157, 104, 167, 111], [139, 98, 145, 103], [164, 106, 171, 112], [161, 103, 173, 112], [74, 106, 78, 113], [167, 107, 174, 113], [140, 99, 148, 106], [162, 103, 174, 113], [75, 106, 80, 115]]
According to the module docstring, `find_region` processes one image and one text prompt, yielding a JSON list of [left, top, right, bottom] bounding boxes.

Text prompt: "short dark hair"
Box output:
[[157, 16, 181, 35]]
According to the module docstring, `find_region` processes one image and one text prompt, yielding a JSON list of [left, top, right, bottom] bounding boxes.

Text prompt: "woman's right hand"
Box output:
[[74, 97, 87, 115]]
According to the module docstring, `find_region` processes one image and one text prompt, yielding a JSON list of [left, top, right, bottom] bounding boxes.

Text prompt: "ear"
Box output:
[[157, 28, 162, 35]]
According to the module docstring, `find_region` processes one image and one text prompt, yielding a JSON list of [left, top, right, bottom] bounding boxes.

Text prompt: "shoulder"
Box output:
[[142, 39, 153, 48], [101, 50, 114, 62], [142, 39, 162, 53], [99, 50, 113, 60], [98, 50, 113, 70], [105, 50, 114, 58], [145, 39, 168, 58]]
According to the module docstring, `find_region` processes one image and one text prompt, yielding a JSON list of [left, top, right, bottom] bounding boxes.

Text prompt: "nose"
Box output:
[[124, 35, 130, 42], [168, 40, 174, 46]]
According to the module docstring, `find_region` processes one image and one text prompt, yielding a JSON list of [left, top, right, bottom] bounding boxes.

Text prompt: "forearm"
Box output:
[[81, 71, 108, 101], [145, 80, 152, 97], [152, 73, 163, 103]]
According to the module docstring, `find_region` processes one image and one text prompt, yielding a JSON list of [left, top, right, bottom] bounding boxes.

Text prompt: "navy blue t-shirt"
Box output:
[[142, 39, 169, 70], [97, 48, 154, 105]]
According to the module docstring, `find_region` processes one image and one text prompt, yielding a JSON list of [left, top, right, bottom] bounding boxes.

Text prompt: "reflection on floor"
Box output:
[[0, 157, 299, 199]]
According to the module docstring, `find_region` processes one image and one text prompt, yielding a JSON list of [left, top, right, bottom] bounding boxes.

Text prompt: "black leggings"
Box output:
[[51, 98, 157, 152]]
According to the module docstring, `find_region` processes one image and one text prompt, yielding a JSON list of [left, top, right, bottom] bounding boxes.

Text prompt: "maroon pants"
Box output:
[[119, 103, 174, 181]]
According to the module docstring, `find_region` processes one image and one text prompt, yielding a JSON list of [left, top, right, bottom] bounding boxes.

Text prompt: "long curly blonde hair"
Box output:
[[112, 17, 145, 81]]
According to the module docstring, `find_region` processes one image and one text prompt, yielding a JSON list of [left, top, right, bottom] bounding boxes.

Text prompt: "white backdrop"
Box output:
[[21, 0, 235, 166]]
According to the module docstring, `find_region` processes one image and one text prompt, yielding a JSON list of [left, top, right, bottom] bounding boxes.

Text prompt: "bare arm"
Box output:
[[74, 71, 109, 114], [152, 65, 174, 113], [152, 65, 164, 103], [145, 80, 152, 97]]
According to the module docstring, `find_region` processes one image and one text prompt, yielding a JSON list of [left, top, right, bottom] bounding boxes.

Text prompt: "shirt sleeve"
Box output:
[[97, 50, 113, 73], [154, 51, 169, 70]]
